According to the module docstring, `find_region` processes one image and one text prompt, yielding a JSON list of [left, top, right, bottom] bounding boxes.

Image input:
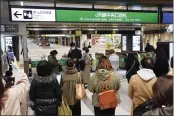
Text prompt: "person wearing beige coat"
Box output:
[[128, 58, 157, 115], [81, 47, 91, 84], [0, 71, 29, 115], [60, 59, 83, 116]]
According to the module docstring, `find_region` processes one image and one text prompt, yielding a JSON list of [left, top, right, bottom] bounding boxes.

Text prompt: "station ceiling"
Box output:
[[26, 23, 168, 31], [14, 0, 173, 5]]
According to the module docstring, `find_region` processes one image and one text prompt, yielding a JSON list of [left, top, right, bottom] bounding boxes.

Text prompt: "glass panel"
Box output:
[[162, 7, 173, 11], [128, 6, 158, 11], [94, 5, 127, 10], [56, 3, 92, 8], [10, 1, 54, 7]]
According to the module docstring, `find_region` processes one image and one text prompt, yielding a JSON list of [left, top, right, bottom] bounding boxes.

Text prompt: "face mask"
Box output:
[[82, 51, 86, 54], [71, 47, 75, 50]]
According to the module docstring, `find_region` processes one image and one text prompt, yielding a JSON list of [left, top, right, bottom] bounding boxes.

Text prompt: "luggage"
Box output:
[[98, 76, 117, 110], [133, 99, 153, 116]]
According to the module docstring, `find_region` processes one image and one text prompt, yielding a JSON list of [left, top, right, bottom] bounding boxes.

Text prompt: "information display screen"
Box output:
[[162, 12, 173, 24], [132, 36, 141, 51], [122, 36, 127, 51], [56, 10, 158, 23]]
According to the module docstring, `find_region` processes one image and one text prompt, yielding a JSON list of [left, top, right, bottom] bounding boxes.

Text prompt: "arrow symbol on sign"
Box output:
[[14, 11, 22, 18]]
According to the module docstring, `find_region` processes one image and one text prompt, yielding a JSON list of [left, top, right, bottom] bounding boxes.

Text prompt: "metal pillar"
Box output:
[[22, 36, 29, 75], [0, 37, 2, 77]]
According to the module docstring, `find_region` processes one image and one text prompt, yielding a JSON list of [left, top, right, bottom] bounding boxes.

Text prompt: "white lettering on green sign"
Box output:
[[95, 12, 127, 18]]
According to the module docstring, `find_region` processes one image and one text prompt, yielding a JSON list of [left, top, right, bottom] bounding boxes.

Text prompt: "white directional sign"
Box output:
[[11, 8, 55, 21]]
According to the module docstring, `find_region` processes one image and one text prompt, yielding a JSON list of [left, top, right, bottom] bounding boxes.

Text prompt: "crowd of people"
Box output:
[[0, 42, 173, 116]]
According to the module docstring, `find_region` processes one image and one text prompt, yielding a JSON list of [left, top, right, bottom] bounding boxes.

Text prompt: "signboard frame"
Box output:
[[55, 8, 158, 24], [10, 5, 56, 22], [10, 5, 159, 24]]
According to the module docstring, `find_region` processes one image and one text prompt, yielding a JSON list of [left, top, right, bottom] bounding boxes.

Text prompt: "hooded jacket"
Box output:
[[88, 69, 121, 107], [143, 107, 173, 116], [128, 69, 157, 113], [60, 67, 82, 105], [29, 74, 62, 115], [1, 71, 29, 115]]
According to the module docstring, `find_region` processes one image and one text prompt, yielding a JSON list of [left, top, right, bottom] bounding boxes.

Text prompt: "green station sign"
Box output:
[[56, 10, 158, 23]]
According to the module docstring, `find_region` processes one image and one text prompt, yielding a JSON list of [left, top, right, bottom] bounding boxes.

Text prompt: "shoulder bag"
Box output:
[[76, 72, 87, 100]]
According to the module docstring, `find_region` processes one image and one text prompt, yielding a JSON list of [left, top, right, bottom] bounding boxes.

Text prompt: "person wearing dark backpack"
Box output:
[[128, 58, 157, 115], [88, 56, 121, 116]]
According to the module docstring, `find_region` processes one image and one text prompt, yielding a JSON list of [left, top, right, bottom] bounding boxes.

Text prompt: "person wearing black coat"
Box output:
[[29, 60, 62, 115], [68, 43, 82, 70], [125, 53, 140, 83]]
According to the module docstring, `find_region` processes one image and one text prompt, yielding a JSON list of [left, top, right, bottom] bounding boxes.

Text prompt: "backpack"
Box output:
[[133, 99, 153, 116], [98, 75, 117, 110]]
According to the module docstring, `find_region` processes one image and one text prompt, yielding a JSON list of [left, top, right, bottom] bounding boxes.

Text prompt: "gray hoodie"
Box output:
[[137, 68, 156, 81]]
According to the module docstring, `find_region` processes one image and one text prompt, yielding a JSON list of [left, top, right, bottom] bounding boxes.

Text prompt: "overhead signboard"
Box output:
[[162, 12, 173, 24], [56, 10, 158, 23], [1, 24, 18, 32], [11, 7, 55, 21]]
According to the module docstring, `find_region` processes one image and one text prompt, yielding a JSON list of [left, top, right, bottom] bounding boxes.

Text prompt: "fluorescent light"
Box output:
[[20, 1, 23, 6], [61, 28, 69, 30], [88, 29, 95, 30], [113, 29, 118, 30]]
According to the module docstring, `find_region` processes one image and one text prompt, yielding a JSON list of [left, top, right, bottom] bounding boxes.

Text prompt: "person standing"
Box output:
[[88, 56, 121, 116], [29, 60, 62, 115], [81, 47, 91, 86], [128, 58, 157, 115], [109, 49, 119, 71], [60, 59, 82, 116], [48, 50, 60, 74], [0, 71, 29, 115], [125, 53, 140, 83], [143, 75, 173, 116], [68, 43, 82, 70]]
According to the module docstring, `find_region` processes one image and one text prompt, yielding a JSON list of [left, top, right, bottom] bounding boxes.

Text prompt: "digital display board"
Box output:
[[162, 12, 173, 24], [132, 36, 141, 51], [56, 10, 158, 23]]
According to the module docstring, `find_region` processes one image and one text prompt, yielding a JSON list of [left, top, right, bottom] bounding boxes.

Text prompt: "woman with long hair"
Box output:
[[0, 71, 29, 115], [88, 56, 121, 115], [143, 75, 173, 115]]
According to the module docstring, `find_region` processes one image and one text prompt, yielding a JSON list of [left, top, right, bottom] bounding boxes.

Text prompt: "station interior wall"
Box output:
[[144, 32, 173, 48]]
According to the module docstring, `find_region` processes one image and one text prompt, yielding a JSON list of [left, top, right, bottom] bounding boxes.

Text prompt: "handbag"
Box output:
[[98, 75, 117, 110], [133, 99, 153, 116], [76, 73, 87, 100], [58, 96, 72, 115]]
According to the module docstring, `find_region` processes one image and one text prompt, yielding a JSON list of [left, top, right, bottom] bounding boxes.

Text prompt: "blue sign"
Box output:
[[162, 12, 173, 24]]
